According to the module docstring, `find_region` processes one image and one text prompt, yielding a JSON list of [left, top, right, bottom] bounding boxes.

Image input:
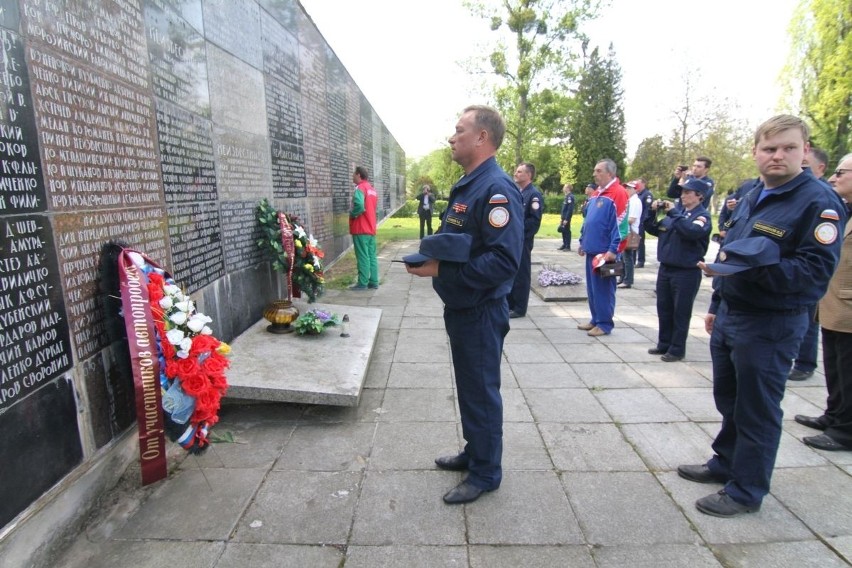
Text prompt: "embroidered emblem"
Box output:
[[452, 202, 468, 214], [531, 199, 540, 210], [719, 251, 727, 261], [596, 200, 603, 208], [489, 207, 510, 228], [820, 209, 840, 221], [752, 222, 786, 239], [814, 222, 838, 244], [693, 217, 707, 227], [489, 194, 508, 204], [445, 214, 464, 227]]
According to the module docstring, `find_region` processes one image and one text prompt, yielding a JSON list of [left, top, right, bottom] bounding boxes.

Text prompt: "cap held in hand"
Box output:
[[401, 233, 473, 266], [705, 236, 781, 275]]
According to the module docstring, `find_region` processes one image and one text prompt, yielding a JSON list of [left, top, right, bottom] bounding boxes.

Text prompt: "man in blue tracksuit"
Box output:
[[508, 162, 543, 318], [679, 115, 845, 518], [406, 105, 523, 505], [644, 178, 712, 362]]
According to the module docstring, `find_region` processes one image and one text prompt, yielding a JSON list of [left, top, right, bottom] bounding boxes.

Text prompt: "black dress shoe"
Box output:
[[794, 414, 828, 431], [442, 480, 491, 504], [617, 283, 632, 289], [635, 263, 644, 268], [803, 434, 852, 451], [788, 368, 814, 381], [696, 490, 760, 518], [435, 454, 469, 471], [677, 463, 727, 484], [648, 347, 665, 355], [661, 353, 684, 362], [509, 311, 524, 319]]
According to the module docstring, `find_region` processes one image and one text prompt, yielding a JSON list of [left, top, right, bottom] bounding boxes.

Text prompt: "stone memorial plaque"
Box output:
[[166, 200, 224, 292], [21, 0, 150, 90], [264, 76, 302, 146], [213, 126, 272, 201], [0, 0, 21, 30], [0, 376, 82, 528], [1, 27, 46, 214], [0, 215, 72, 411], [151, 0, 204, 36], [27, 47, 162, 211], [203, 0, 261, 69], [156, 99, 217, 204], [53, 208, 169, 361], [261, 10, 300, 92], [207, 43, 267, 136], [258, 0, 298, 36], [220, 200, 264, 272], [144, 0, 210, 117], [330, 150, 350, 214], [270, 138, 306, 198]]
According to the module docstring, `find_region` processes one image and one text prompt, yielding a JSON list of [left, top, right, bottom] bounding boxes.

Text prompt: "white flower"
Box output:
[[163, 284, 182, 297], [294, 225, 306, 238], [175, 300, 193, 313], [187, 314, 209, 333], [308, 235, 318, 248], [201, 326, 213, 335], [176, 348, 190, 359], [179, 337, 193, 353], [169, 311, 188, 325], [159, 296, 173, 310], [166, 329, 185, 345]]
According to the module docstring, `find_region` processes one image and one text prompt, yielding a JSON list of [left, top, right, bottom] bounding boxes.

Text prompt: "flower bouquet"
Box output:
[[538, 265, 583, 287], [256, 199, 325, 302], [293, 308, 340, 335]]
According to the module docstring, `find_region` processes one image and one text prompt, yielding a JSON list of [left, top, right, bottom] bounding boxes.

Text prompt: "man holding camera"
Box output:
[[668, 157, 715, 207], [643, 179, 712, 361]]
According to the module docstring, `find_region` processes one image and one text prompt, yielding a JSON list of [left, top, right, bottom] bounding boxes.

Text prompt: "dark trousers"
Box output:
[[706, 303, 808, 506], [654, 265, 702, 357], [793, 304, 819, 372], [621, 249, 635, 285], [821, 328, 852, 446], [419, 213, 433, 239], [444, 298, 509, 490], [561, 224, 572, 249], [584, 254, 617, 333], [508, 238, 534, 315], [637, 231, 646, 265]]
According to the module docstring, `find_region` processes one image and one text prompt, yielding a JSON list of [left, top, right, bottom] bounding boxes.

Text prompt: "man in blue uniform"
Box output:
[[508, 162, 543, 318], [558, 183, 575, 251], [635, 178, 654, 267], [679, 115, 846, 518], [406, 105, 523, 504], [644, 178, 712, 362], [668, 156, 715, 206]]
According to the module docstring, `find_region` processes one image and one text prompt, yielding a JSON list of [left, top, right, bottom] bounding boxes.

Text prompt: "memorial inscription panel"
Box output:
[[220, 200, 264, 272], [213, 126, 272, 201], [0, 215, 72, 411], [155, 0, 204, 35], [203, 0, 262, 70], [156, 99, 217, 204], [166, 200, 224, 292], [1, 27, 46, 214], [206, 43, 267, 136], [261, 10, 300, 92]]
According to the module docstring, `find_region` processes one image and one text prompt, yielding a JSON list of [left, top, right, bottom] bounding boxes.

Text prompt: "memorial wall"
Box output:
[[0, 0, 405, 530]]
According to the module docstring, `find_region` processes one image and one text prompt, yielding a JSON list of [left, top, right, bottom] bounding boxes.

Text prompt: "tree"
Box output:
[[628, 135, 670, 195], [783, 0, 852, 163], [570, 44, 626, 184], [408, 148, 463, 199], [466, 0, 604, 176]]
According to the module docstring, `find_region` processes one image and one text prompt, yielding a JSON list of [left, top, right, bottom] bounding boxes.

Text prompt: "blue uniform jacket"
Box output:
[[719, 178, 759, 231], [644, 203, 712, 268], [668, 175, 716, 205], [561, 193, 575, 220], [435, 157, 524, 310], [580, 191, 621, 255], [521, 184, 543, 241], [709, 169, 846, 313]]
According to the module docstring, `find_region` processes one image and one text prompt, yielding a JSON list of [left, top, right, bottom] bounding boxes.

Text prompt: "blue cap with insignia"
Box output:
[[680, 177, 709, 199], [401, 233, 473, 266], [706, 236, 781, 275]]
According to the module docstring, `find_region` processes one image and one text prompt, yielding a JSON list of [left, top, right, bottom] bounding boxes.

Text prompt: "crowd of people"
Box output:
[[349, 106, 851, 516]]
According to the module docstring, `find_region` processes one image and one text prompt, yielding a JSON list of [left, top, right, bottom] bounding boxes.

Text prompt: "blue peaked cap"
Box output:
[[706, 236, 781, 275], [402, 232, 473, 265]]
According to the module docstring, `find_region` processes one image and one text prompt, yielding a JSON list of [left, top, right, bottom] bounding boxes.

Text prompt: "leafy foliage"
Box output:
[[293, 309, 340, 336]]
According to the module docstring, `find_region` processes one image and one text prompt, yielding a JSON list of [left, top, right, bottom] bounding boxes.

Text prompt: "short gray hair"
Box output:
[[596, 159, 617, 176]]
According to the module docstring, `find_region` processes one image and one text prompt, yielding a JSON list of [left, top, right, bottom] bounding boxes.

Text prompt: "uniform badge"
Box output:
[[814, 222, 838, 244], [820, 209, 840, 221], [596, 200, 603, 208], [719, 251, 727, 261], [693, 217, 707, 227], [489, 194, 508, 204], [452, 203, 468, 214], [531, 198, 540, 210], [489, 207, 510, 228], [752, 221, 786, 239]]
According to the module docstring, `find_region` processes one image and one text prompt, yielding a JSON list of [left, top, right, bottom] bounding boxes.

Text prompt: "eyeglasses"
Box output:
[[835, 169, 850, 177]]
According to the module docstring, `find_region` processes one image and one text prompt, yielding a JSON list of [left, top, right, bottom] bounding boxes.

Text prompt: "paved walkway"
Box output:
[[57, 239, 852, 568]]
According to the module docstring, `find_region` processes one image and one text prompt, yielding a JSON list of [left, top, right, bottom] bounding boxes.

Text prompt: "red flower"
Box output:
[[193, 389, 222, 424], [180, 369, 208, 396], [190, 335, 219, 356], [203, 351, 230, 377]]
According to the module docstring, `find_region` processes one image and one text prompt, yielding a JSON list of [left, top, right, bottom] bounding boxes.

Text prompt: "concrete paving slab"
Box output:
[[351, 471, 466, 545], [524, 388, 611, 423], [539, 422, 647, 472], [510, 362, 583, 389], [274, 422, 375, 471], [827, 535, 852, 564], [573, 362, 650, 389], [770, 466, 852, 537], [502, 342, 565, 364], [379, 388, 458, 422], [470, 544, 595, 567], [345, 545, 468, 567], [217, 543, 344, 567], [503, 328, 549, 344], [226, 303, 381, 406], [116, 468, 266, 540], [393, 340, 451, 363], [179, 420, 293, 470], [502, 422, 553, 471], [592, 543, 722, 568], [387, 362, 453, 389], [364, 361, 391, 389], [711, 541, 849, 568], [233, 470, 362, 544], [594, 388, 688, 423], [369, 422, 460, 470], [466, 471, 584, 545], [397, 328, 449, 344], [620, 422, 715, 471], [658, 387, 719, 421], [562, 471, 699, 545], [301, 388, 385, 423], [632, 362, 711, 388], [501, 387, 535, 422], [555, 343, 624, 363], [64, 540, 225, 568], [774, 429, 831, 468]]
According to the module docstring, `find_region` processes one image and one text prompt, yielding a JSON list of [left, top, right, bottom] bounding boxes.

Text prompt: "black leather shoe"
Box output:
[[695, 490, 760, 518], [635, 263, 644, 268], [435, 454, 469, 471], [617, 283, 632, 289], [788, 368, 814, 381], [677, 464, 727, 484], [648, 347, 665, 355], [803, 434, 852, 451], [794, 414, 828, 431], [508, 311, 523, 319], [442, 480, 491, 504], [661, 353, 684, 362]]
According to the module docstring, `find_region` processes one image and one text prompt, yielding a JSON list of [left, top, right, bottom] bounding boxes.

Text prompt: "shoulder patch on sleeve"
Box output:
[[820, 209, 840, 221], [489, 194, 508, 204], [531, 200, 540, 210], [814, 222, 838, 244], [489, 207, 510, 228], [692, 217, 707, 227]]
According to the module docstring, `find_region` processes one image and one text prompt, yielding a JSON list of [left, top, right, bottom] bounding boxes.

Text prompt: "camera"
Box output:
[[678, 165, 689, 171], [711, 233, 722, 244]]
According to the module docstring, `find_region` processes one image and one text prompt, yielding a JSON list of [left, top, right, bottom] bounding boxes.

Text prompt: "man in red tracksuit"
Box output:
[[349, 166, 379, 290]]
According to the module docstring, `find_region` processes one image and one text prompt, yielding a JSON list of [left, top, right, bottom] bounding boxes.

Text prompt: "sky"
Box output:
[[299, 0, 800, 160]]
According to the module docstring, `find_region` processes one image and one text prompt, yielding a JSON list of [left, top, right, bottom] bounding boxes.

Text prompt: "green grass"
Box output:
[[377, 213, 585, 242]]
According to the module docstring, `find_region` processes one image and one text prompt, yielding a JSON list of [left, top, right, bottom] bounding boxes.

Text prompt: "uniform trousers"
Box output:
[[584, 254, 617, 333], [621, 249, 635, 285], [352, 234, 378, 287], [561, 224, 572, 249], [637, 231, 646, 265], [706, 302, 809, 506], [419, 213, 433, 239], [793, 304, 819, 373], [654, 265, 702, 357], [444, 298, 509, 490], [508, 238, 534, 316], [821, 329, 852, 446]]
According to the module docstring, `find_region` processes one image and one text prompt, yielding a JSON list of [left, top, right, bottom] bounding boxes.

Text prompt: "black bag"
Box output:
[[598, 261, 624, 278], [556, 223, 564, 233]]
